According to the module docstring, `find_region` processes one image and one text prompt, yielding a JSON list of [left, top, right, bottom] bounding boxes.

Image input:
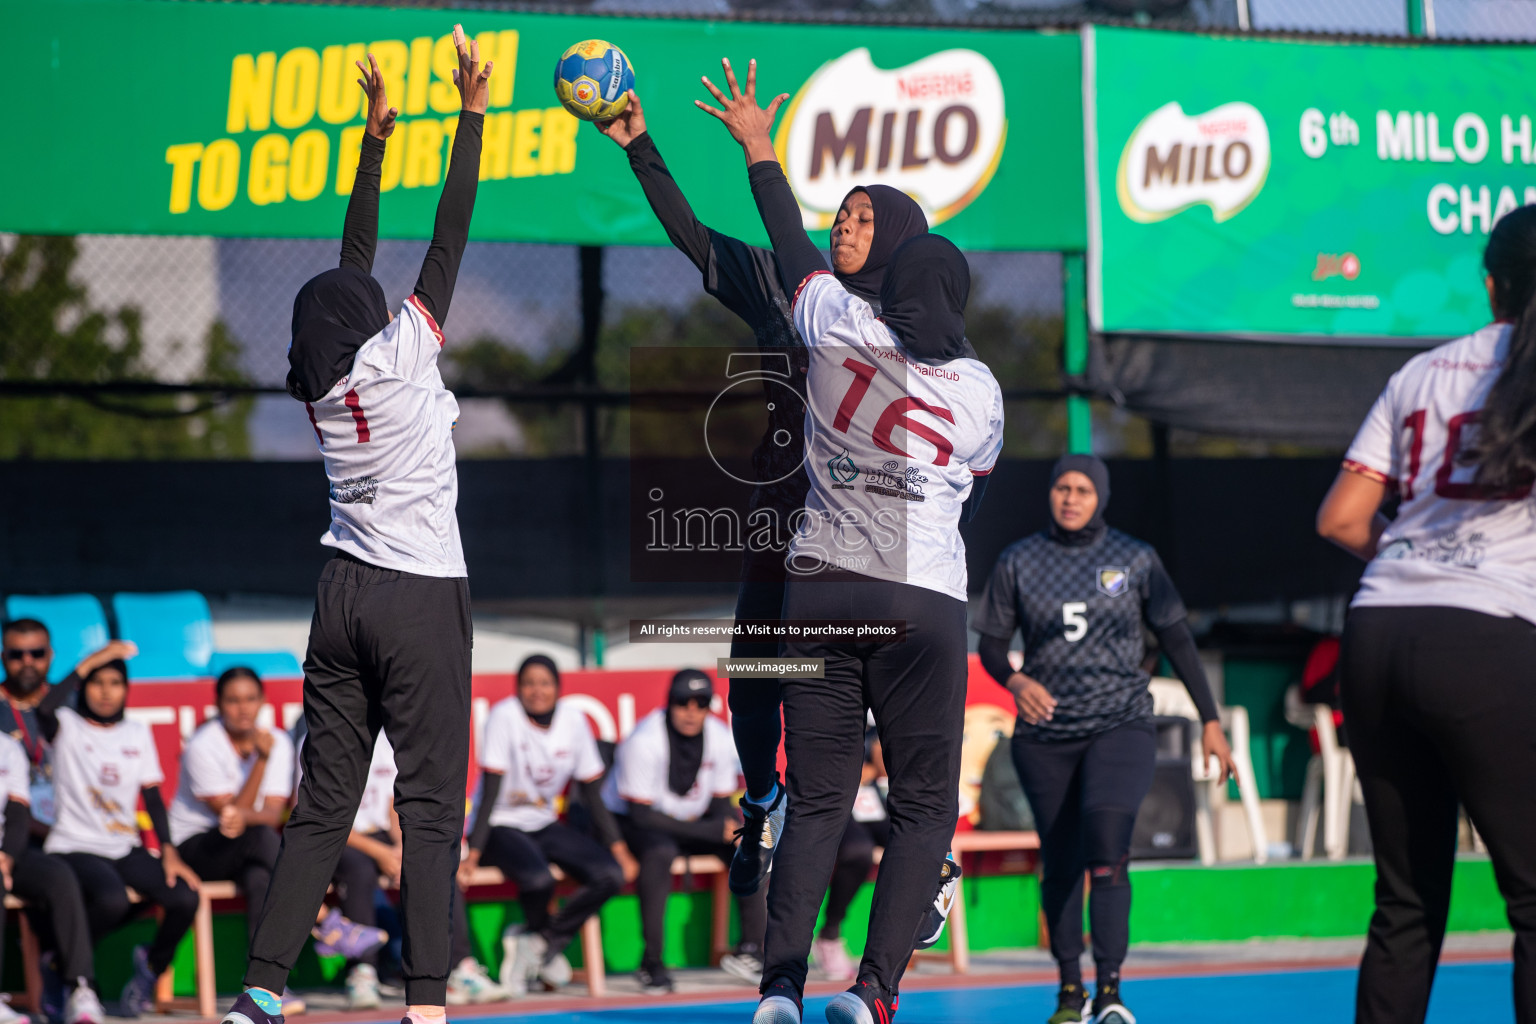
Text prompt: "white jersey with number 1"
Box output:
[[790, 272, 1005, 600], [305, 296, 465, 578], [1345, 322, 1536, 623]]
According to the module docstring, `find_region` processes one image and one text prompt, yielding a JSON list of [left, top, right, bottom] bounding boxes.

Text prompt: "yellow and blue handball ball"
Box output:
[[553, 40, 636, 122]]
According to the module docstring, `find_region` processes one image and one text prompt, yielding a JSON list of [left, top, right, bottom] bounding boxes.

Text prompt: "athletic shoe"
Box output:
[[63, 982, 103, 1024], [825, 981, 896, 1024], [118, 945, 158, 1017], [446, 958, 508, 1005], [636, 961, 673, 995], [537, 946, 573, 990], [497, 925, 546, 997], [812, 937, 856, 982], [719, 949, 765, 985], [730, 781, 786, 896], [345, 964, 381, 1010], [219, 991, 283, 1024], [753, 979, 803, 1024], [0, 996, 27, 1024], [1089, 985, 1135, 1024], [280, 989, 306, 1016], [913, 856, 962, 950], [1047, 983, 1088, 1024], [311, 908, 388, 961]]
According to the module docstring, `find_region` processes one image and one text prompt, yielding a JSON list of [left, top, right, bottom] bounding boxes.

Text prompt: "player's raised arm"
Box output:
[[596, 93, 711, 269], [411, 24, 493, 328], [695, 58, 826, 295], [339, 53, 397, 274]]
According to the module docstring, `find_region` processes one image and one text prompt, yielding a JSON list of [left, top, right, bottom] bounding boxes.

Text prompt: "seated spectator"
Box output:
[[41, 655, 200, 1018], [813, 730, 890, 982], [0, 730, 39, 1024], [169, 667, 379, 1015], [458, 655, 631, 997], [292, 722, 502, 1008], [1, 623, 136, 1024], [604, 669, 766, 994]]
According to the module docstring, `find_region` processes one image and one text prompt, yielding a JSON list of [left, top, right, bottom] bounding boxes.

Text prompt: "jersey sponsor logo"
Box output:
[[1116, 101, 1271, 224], [1096, 566, 1130, 597], [828, 449, 860, 488], [329, 475, 379, 505], [774, 47, 1007, 228], [1379, 528, 1486, 569], [863, 459, 928, 502]]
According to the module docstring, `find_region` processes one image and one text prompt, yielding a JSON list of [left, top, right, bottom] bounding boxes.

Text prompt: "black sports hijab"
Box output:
[[77, 659, 128, 726], [287, 267, 390, 402], [517, 654, 560, 728], [1049, 454, 1111, 547], [665, 669, 710, 796], [832, 185, 929, 304], [879, 234, 975, 364]]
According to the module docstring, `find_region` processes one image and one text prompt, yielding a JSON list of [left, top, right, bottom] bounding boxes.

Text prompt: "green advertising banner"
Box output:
[[1087, 26, 1536, 341], [0, 0, 1084, 251]]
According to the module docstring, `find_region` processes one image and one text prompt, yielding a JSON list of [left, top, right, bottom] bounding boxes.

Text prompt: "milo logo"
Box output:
[[1116, 101, 1270, 223], [775, 48, 1007, 228]]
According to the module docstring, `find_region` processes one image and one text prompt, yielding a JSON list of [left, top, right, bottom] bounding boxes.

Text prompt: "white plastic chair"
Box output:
[[1148, 678, 1268, 865], [1285, 685, 1355, 860]]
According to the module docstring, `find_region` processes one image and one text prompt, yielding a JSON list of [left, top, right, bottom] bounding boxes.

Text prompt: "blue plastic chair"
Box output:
[[208, 650, 303, 680], [111, 591, 214, 681], [2, 594, 110, 683]]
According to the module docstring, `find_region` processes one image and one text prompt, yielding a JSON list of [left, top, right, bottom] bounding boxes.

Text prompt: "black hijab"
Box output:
[[287, 267, 390, 402], [76, 659, 128, 726], [1048, 454, 1111, 547], [832, 185, 929, 305], [517, 654, 560, 728], [665, 669, 711, 796], [878, 234, 974, 364]]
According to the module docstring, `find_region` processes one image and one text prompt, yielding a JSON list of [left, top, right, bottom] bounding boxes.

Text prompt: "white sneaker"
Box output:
[[498, 926, 547, 997], [752, 994, 802, 1024], [719, 950, 764, 985], [812, 937, 855, 981], [0, 995, 27, 1024], [447, 958, 508, 1005], [63, 982, 103, 1024], [914, 855, 962, 950], [537, 947, 573, 990], [345, 964, 380, 1010]]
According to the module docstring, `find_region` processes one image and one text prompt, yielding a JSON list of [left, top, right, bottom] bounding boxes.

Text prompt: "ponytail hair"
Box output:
[[1474, 205, 1536, 489]]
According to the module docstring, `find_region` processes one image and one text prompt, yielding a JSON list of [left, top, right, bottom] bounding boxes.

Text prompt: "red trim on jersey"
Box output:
[[971, 466, 993, 477], [791, 269, 833, 311], [407, 294, 445, 347], [1342, 459, 1391, 485], [344, 388, 371, 443], [304, 402, 323, 446]]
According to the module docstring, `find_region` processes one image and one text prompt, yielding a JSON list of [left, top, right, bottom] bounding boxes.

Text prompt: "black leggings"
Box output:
[[730, 576, 787, 799], [12, 845, 94, 984], [178, 826, 281, 944], [763, 573, 967, 999], [480, 823, 623, 951], [819, 819, 883, 941], [619, 818, 767, 966], [1340, 605, 1536, 1024], [60, 847, 199, 977], [244, 555, 473, 1006], [1012, 719, 1156, 989]]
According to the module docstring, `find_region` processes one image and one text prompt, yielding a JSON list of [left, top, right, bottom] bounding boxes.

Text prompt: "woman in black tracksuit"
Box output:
[[597, 92, 928, 894], [973, 455, 1235, 1024]]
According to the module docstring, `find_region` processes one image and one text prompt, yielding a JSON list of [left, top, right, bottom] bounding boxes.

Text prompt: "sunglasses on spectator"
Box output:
[[3, 648, 47, 661], [671, 697, 710, 710]]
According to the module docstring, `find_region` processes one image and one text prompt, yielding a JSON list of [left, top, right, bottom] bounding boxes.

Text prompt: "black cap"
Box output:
[[668, 668, 714, 705]]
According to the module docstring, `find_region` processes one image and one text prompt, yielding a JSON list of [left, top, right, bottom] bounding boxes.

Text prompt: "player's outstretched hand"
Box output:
[[355, 53, 398, 140], [451, 24, 494, 115], [595, 90, 647, 148], [1201, 720, 1238, 785], [696, 58, 786, 163]]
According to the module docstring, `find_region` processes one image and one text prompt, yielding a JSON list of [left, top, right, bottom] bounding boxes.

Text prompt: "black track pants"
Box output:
[[244, 553, 472, 1006], [1341, 606, 1536, 1024], [730, 576, 787, 800]]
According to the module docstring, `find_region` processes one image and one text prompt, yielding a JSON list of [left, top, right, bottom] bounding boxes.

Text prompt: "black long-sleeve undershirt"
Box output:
[[33, 670, 82, 743], [961, 473, 990, 523], [2, 798, 30, 863], [142, 786, 172, 848], [747, 160, 829, 301], [977, 622, 1219, 726], [625, 795, 733, 845], [411, 111, 484, 328], [579, 776, 623, 848], [339, 133, 386, 274], [624, 133, 713, 272]]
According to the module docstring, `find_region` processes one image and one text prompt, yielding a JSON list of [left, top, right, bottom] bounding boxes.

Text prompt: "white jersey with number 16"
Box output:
[[789, 272, 1005, 601], [1345, 322, 1536, 622]]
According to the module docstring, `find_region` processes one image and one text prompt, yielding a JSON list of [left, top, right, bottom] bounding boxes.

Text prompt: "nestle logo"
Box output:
[[1312, 252, 1361, 282]]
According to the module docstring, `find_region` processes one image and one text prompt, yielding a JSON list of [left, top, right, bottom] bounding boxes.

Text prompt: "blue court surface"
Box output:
[[463, 961, 1511, 1023]]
